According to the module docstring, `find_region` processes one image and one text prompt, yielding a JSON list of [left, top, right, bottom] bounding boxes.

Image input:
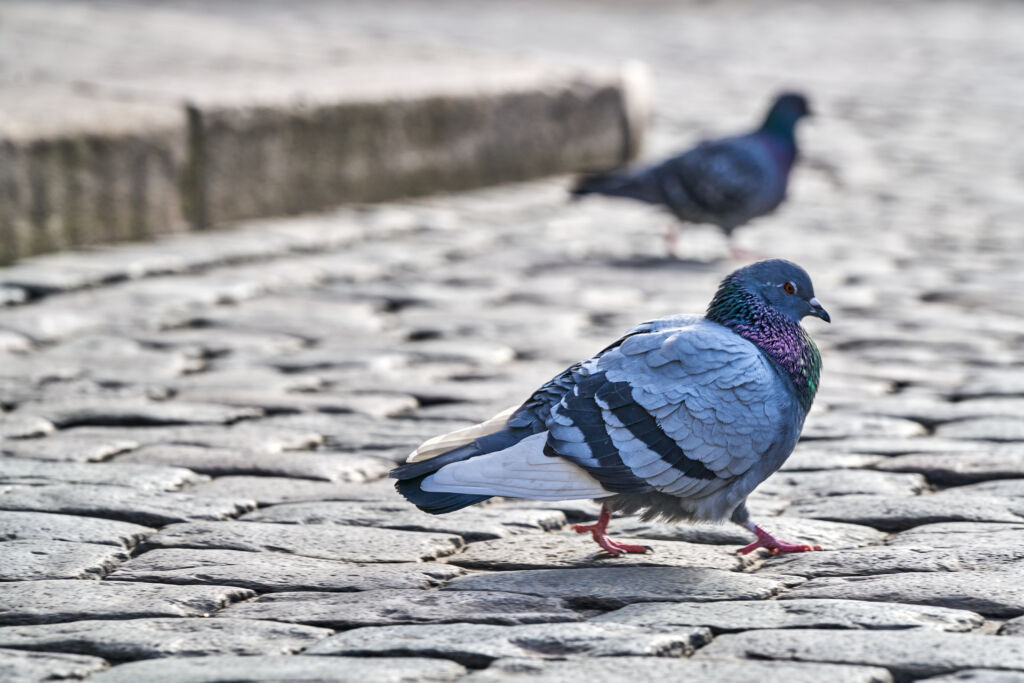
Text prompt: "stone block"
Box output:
[[219, 589, 581, 629], [107, 548, 463, 592], [0, 87, 188, 264], [0, 580, 252, 625]]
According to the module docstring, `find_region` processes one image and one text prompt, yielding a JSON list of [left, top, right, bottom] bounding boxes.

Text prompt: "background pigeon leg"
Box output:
[[573, 505, 651, 555], [664, 222, 680, 259], [736, 521, 823, 555]]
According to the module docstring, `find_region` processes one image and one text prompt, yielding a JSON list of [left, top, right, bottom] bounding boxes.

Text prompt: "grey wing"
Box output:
[[506, 319, 666, 433], [544, 319, 794, 499], [656, 137, 770, 224]]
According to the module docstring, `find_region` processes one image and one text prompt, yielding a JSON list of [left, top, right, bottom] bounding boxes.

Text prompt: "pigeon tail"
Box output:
[[391, 408, 533, 514], [570, 169, 663, 205], [394, 474, 491, 514]]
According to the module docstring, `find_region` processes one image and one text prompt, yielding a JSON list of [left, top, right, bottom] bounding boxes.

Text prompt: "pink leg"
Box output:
[[737, 523, 823, 556], [728, 243, 763, 261], [573, 506, 651, 556], [664, 223, 679, 259]]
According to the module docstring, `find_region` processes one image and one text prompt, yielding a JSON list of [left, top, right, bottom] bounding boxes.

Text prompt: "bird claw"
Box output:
[[573, 508, 651, 556], [738, 525, 822, 555]]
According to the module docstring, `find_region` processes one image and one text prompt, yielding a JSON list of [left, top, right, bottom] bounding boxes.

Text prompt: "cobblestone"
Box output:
[[218, 589, 583, 629], [468, 658, 893, 683], [696, 630, 1024, 680], [305, 622, 711, 666], [0, 617, 332, 661], [107, 548, 463, 592], [2, 0, 1024, 680], [591, 599, 983, 633], [0, 581, 252, 626]]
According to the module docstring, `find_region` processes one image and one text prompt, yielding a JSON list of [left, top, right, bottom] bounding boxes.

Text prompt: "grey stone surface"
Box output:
[[0, 457, 206, 490], [783, 495, 1024, 531], [761, 544, 1024, 577], [219, 589, 583, 628], [15, 399, 261, 428], [617, 517, 887, 550], [936, 418, 1024, 442], [63, 422, 324, 454], [756, 470, 926, 501], [0, 540, 128, 580], [781, 450, 885, 472], [0, 431, 139, 462], [875, 451, 1024, 485], [0, 580, 252, 625], [0, 647, 108, 682], [107, 548, 463, 592], [185, 475, 396, 504], [305, 621, 710, 666], [781, 571, 1024, 617], [0, 510, 153, 547], [115, 444, 393, 482], [800, 413, 927, 440], [241, 501, 567, 541], [695, 629, 1024, 680], [592, 598, 983, 633], [1001, 616, 1024, 637], [447, 533, 746, 571], [938, 480, 1024, 499], [446, 567, 795, 609], [887, 522, 1024, 550], [919, 673, 1024, 683], [0, 484, 254, 526], [87, 655, 465, 683], [144, 520, 463, 563], [468, 658, 893, 683], [0, 414, 54, 439], [0, 617, 331, 660]]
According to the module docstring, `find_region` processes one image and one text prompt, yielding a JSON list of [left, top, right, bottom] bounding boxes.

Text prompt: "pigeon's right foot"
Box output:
[[737, 524, 823, 555], [573, 506, 651, 556]]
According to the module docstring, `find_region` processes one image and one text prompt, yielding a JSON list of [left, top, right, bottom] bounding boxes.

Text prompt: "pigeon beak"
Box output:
[[808, 298, 830, 323]]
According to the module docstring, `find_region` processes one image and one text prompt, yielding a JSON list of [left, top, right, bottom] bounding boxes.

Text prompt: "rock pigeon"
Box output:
[[571, 93, 812, 256], [392, 259, 830, 556]]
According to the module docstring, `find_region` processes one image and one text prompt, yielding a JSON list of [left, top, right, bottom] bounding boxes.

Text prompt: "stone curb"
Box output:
[[0, 62, 650, 265]]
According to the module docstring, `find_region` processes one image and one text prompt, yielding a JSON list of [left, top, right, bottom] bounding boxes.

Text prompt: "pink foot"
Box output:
[[728, 244, 764, 261], [573, 506, 651, 556], [737, 524, 823, 556]]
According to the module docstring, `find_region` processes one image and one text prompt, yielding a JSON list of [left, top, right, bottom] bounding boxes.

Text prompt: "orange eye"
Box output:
[[783, 282, 797, 295]]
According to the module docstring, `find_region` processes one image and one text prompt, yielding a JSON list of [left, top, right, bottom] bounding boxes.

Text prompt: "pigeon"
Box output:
[[392, 259, 830, 556], [571, 93, 812, 256]]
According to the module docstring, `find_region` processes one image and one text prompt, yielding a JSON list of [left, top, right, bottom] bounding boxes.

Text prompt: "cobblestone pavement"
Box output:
[[3, 1, 1024, 682]]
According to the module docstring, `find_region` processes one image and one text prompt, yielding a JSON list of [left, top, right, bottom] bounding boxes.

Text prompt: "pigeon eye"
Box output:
[[783, 282, 797, 295]]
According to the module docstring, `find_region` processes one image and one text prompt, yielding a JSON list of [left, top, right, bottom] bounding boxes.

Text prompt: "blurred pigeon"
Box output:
[[571, 93, 812, 257], [392, 259, 829, 556]]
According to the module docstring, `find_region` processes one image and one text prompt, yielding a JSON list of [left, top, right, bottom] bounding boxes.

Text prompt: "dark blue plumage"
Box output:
[[572, 93, 811, 242]]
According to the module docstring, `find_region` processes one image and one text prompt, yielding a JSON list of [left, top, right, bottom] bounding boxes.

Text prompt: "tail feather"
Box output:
[[571, 169, 663, 205], [394, 475, 490, 514], [406, 406, 517, 463], [391, 406, 535, 515]]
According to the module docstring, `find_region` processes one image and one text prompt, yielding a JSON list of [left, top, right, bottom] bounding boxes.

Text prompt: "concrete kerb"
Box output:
[[0, 61, 651, 264]]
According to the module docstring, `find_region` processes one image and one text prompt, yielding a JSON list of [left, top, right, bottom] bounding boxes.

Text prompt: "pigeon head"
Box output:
[[761, 92, 812, 137], [707, 259, 826, 411], [740, 259, 829, 324], [708, 259, 830, 326]]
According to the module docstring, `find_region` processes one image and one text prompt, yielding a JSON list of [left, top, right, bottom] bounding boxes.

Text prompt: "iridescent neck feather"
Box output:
[[706, 275, 821, 412]]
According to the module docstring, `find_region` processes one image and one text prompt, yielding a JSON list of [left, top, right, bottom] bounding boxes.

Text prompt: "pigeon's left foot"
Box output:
[[728, 243, 763, 262], [664, 223, 679, 259], [737, 524, 822, 555], [573, 506, 651, 556]]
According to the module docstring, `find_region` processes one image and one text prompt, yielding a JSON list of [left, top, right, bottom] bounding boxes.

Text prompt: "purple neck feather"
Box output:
[[706, 278, 821, 411]]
